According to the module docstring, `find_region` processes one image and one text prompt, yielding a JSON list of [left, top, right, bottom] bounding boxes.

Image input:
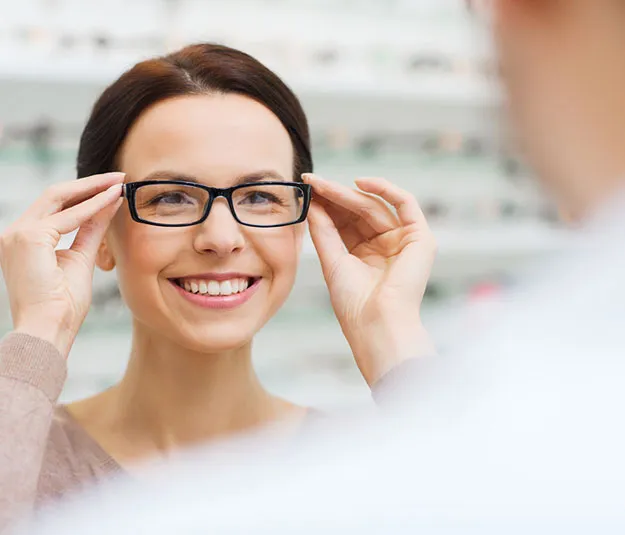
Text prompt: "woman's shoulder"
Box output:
[[37, 406, 121, 506]]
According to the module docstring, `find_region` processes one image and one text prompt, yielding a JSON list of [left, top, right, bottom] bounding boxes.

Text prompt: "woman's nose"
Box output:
[[192, 198, 245, 257]]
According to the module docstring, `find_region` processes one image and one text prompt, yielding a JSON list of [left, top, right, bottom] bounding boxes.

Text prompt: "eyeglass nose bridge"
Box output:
[[209, 187, 234, 201], [198, 186, 237, 224]]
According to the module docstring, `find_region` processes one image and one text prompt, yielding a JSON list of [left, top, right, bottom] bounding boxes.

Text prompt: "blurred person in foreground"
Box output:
[[21, 0, 625, 533], [0, 43, 437, 531]]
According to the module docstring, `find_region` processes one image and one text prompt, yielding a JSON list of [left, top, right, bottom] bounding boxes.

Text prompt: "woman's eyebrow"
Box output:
[[234, 171, 287, 185], [137, 170, 288, 185], [138, 171, 200, 183]]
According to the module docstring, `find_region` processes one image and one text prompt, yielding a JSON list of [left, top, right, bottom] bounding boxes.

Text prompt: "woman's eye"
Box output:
[[152, 192, 192, 205], [249, 192, 271, 204], [242, 191, 281, 205]]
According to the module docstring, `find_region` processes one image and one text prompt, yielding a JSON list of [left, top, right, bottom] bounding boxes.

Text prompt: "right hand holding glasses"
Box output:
[[0, 172, 125, 358], [304, 174, 437, 386]]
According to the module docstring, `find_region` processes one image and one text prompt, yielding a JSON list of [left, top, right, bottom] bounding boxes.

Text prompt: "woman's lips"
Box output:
[[170, 277, 261, 310]]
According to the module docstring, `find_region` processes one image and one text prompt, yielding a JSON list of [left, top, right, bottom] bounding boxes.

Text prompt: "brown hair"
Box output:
[[77, 43, 313, 179]]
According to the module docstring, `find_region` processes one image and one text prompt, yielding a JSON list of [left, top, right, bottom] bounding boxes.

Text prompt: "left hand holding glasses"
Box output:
[[303, 174, 437, 387]]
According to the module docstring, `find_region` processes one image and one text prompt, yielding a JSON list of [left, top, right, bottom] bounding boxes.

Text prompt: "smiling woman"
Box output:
[[0, 43, 437, 528]]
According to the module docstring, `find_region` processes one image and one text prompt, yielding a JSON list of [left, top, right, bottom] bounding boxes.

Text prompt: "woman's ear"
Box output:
[[95, 235, 116, 272]]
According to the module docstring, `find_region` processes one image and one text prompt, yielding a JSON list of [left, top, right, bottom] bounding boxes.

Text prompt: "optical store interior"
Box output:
[[0, 0, 567, 407]]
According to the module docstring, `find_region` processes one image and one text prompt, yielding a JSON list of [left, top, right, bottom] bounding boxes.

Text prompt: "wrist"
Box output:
[[13, 320, 75, 359], [351, 322, 436, 387]]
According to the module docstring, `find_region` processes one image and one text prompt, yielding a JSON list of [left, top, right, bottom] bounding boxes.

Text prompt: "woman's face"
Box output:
[[99, 94, 305, 352]]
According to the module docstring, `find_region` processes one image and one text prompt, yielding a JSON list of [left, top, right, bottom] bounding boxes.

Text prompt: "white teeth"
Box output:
[[179, 278, 254, 296], [208, 281, 220, 296], [220, 280, 233, 296]]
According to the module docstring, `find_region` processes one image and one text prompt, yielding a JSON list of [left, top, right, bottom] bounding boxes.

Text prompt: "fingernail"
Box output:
[[106, 183, 123, 193], [302, 173, 323, 182]]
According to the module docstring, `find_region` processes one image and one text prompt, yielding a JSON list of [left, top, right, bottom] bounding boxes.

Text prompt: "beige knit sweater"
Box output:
[[0, 333, 124, 530], [0, 331, 417, 532]]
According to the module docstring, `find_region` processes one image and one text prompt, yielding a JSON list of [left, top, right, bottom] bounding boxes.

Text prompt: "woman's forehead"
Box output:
[[118, 94, 294, 183]]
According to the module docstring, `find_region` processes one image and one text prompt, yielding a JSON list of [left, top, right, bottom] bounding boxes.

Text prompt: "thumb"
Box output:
[[69, 198, 123, 268], [388, 239, 436, 297], [307, 203, 348, 282]]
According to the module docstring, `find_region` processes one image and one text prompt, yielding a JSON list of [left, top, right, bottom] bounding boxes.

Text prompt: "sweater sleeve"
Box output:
[[0, 332, 67, 532], [369, 357, 428, 411]]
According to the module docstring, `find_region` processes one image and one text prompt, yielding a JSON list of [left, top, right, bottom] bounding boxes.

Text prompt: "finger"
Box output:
[[46, 183, 124, 236], [354, 177, 425, 227], [314, 199, 367, 252], [307, 203, 348, 280], [69, 198, 123, 263], [306, 180, 394, 243], [303, 173, 396, 234], [312, 195, 355, 229], [24, 172, 125, 220]]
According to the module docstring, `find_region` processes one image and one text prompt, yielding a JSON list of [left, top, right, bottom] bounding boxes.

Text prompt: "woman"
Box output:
[[0, 44, 436, 526]]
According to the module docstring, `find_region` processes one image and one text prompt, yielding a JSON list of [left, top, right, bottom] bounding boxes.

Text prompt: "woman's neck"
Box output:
[[72, 320, 304, 463]]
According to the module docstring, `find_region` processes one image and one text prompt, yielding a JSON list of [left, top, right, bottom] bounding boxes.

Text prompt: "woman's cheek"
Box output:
[[256, 229, 302, 308], [113, 229, 181, 312]]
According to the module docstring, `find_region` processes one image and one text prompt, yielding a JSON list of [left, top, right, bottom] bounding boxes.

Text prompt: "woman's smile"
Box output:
[[168, 273, 263, 310]]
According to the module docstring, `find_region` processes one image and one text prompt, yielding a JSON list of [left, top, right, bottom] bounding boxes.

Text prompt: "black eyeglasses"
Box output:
[[121, 180, 312, 228]]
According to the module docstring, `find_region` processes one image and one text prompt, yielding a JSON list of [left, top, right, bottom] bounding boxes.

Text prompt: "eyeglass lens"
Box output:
[[133, 183, 305, 227]]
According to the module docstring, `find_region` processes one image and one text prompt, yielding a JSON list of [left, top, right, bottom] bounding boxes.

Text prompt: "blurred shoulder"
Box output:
[[37, 406, 121, 507]]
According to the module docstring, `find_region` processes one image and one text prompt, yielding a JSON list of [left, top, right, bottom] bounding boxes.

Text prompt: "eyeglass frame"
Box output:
[[121, 179, 312, 228]]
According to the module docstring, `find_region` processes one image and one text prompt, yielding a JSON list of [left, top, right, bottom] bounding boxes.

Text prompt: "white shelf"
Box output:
[[0, 54, 500, 105]]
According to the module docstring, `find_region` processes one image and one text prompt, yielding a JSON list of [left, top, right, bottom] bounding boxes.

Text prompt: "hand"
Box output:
[[303, 174, 437, 387], [0, 172, 125, 357]]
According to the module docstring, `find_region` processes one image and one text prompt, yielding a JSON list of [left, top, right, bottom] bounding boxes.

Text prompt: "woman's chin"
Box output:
[[173, 328, 255, 355]]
